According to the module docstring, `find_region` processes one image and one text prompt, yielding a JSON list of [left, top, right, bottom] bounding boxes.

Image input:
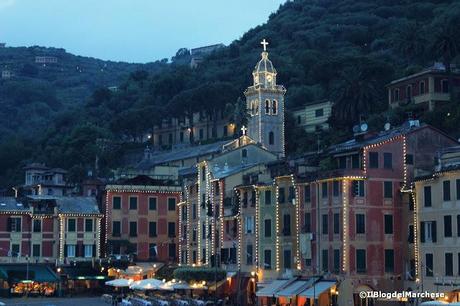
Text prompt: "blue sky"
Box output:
[[0, 0, 285, 63]]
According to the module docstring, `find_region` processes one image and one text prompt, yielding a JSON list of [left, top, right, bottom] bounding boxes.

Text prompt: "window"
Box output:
[[149, 197, 157, 210], [441, 79, 449, 93], [283, 214, 291, 236], [264, 219, 271, 237], [352, 154, 360, 169], [408, 225, 414, 243], [333, 181, 339, 197], [383, 153, 392, 169], [288, 186, 295, 202], [168, 198, 176, 211], [246, 245, 253, 265], [297, 116, 301, 124], [265, 190, 272, 205], [369, 152, 379, 168], [420, 81, 426, 94], [264, 250, 272, 270], [338, 156, 346, 169], [457, 215, 460, 237], [192, 204, 197, 219], [333, 213, 340, 234], [84, 245, 93, 258], [426, 253, 433, 276], [279, 188, 285, 203], [11, 244, 19, 256], [168, 222, 176, 237], [199, 129, 204, 140], [67, 245, 76, 258], [333, 249, 340, 273], [85, 219, 93, 232], [242, 149, 247, 158], [265, 100, 270, 114], [149, 222, 157, 237], [443, 180, 451, 201], [457, 179, 460, 200], [112, 221, 121, 237], [223, 126, 228, 137], [129, 222, 137, 237], [168, 133, 172, 144], [444, 215, 452, 237], [32, 244, 40, 257], [245, 216, 254, 234], [446, 253, 453, 276], [404, 154, 414, 166], [421, 221, 437, 243], [406, 85, 412, 99], [424, 186, 432, 207], [179, 131, 184, 142], [67, 219, 76, 232], [129, 197, 138, 210], [356, 214, 365, 234], [284, 249, 292, 269], [272, 100, 277, 115], [304, 186, 311, 202], [356, 249, 366, 273], [169, 243, 176, 260], [322, 249, 328, 272], [33, 219, 41, 233], [385, 249, 394, 273], [322, 214, 328, 235], [384, 182, 393, 198], [304, 213, 311, 233], [149, 243, 157, 259], [352, 180, 365, 197], [113, 196, 121, 209], [322, 182, 328, 198], [269, 131, 274, 145], [384, 215, 393, 234], [394, 88, 400, 101], [315, 108, 324, 117]]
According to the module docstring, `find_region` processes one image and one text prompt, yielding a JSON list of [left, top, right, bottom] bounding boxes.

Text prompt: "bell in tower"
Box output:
[[244, 39, 286, 158]]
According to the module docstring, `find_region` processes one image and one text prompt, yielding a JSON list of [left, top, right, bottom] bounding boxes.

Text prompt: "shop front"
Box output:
[[0, 264, 59, 297]]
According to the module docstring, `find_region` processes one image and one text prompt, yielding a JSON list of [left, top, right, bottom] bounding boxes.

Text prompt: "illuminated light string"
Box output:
[[411, 190, 420, 281], [205, 162, 211, 265], [290, 174, 301, 270], [184, 184, 191, 265], [342, 179, 349, 273], [236, 188, 242, 270], [219, 180, 224, 261], [197, 163, 202, 266], [254, 185, 259, 271], [274, 178, 280, 271], [105, 192, 110, 257], [59, 216, 65, 263]]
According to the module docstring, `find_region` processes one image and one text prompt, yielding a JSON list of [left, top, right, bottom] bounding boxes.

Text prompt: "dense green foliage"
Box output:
[[1, 0, 460, 188], [173, 267, 226, 283]]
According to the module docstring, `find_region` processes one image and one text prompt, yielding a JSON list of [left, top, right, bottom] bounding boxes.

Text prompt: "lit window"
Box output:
[[84, 245, 93, 258], [67, 245, 76, 258]]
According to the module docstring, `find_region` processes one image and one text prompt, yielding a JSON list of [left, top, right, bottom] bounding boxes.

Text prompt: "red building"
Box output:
[[105, 175, 182, 263], [296, 121, 457, 305]]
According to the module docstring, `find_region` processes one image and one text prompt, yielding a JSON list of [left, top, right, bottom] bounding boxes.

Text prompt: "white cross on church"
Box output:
[[260, 39, 269, 52], [241, 125, 248, 136]]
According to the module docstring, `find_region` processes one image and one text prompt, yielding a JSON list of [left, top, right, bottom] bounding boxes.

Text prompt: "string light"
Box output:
[[236, 188, 242, 270], [274, 178, 280, 271], [402, 135, 408, 190], [290, 175, 301, 270], [342, 179, 349, 273], [197, 163, 202, 266], [254, 185, 259, 271], [411, 191, 419, 281], [59, 216, 65, 263], [219, 180, 224, 260]]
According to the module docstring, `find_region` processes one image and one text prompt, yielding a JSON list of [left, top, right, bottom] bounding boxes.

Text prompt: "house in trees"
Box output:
[[292, 100, 333, 133], [387, 62, 460, 111]]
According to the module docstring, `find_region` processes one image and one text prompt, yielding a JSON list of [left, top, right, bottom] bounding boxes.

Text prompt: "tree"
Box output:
[[225, 97, 249, 136], [392, 21, 427, 63]]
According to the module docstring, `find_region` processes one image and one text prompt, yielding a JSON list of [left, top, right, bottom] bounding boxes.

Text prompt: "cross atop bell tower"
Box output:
[[260, 39, 269, 52]]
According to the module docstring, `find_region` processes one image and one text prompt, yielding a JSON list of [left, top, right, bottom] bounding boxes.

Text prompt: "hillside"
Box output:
[[1, 0, 460, 188]]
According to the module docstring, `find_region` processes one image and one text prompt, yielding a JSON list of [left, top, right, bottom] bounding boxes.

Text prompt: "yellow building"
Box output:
[[415, 146, 460, 302], [292, 100, 333, 133]]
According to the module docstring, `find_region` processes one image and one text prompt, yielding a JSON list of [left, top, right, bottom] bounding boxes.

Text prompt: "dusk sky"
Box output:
[[0, 0, 285, 63]]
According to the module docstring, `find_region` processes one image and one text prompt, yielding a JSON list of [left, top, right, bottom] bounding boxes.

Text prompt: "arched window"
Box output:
[[254, 99, 259, 115], [265, 100, 270, 114], [272, 100, 277, 115], [269, 131, 275, 145]]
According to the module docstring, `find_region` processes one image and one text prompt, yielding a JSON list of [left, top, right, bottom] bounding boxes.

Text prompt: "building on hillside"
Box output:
[[293, 120, 457, 306], [148, 113, 236, 150], [1, 70, 12, 79], [414, 145, 460, 301], [190, 43, 224, 68], [105, 175, 182, 263], [0, 196, 102, 264], [387, 63, 460, 111], [15, 163, 71, 197], [35, 56, 58, 64], [245, 42, 286, 158], [292, 100, 333, 133]]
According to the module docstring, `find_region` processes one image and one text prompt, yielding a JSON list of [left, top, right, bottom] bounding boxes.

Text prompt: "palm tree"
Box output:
[[430, 15, 460, 102], [392, 21, 427, 64]]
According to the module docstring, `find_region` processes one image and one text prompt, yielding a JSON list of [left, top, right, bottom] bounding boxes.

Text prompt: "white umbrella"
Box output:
[[106, 278, 133, 287], [130, 278, 169, 291]]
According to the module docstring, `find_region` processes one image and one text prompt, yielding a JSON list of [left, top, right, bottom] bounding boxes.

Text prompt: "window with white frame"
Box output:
[[84, 245, 93, 258], [245, 216, 254, 234], [67, 245, 76, 257]]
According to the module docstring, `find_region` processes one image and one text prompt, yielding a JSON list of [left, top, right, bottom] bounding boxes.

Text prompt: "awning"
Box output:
[[256, 279, 294, 297], [62, 266, 107, 280], [299, 281, 336, 298], [275, 278, 318, 298], [0, 264, 58, 283]]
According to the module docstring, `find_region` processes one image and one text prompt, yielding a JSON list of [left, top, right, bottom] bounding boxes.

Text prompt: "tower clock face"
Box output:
[[267, 75, 272, 82]]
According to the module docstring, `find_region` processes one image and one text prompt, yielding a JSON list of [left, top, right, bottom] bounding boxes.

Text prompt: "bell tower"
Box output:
[[244, 39, 286, 157]]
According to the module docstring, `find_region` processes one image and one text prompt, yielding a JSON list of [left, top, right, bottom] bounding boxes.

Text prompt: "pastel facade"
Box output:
[[292, 100, 333, 133]]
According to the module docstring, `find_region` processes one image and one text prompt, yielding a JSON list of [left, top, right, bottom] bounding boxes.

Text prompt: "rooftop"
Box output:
[[388, 62, 460, 86]]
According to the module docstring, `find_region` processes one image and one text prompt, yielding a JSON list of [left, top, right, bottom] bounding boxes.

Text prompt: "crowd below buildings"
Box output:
[[0, 42, 459, 305]]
